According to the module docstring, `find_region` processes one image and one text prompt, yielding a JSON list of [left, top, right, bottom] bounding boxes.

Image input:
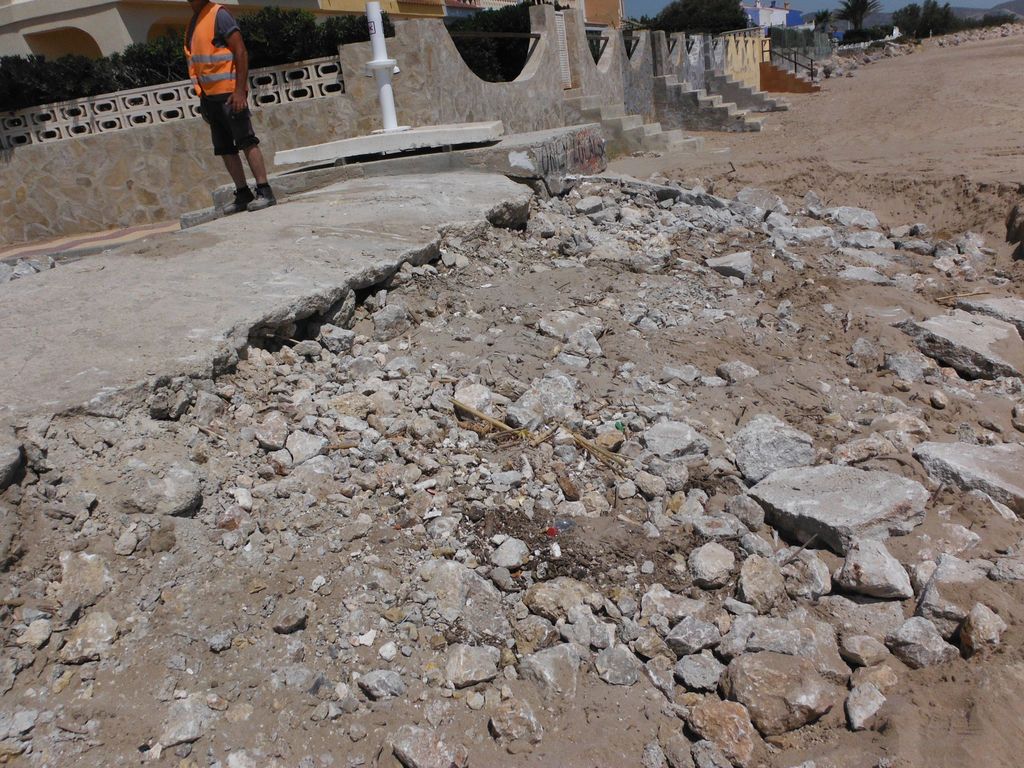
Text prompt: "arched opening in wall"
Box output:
[[148, 19, 188, 42], [445, 4, 534, 82], [25, 28, 103, 59]]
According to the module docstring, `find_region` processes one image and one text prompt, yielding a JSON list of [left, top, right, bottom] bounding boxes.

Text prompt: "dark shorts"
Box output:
[[199, 95, 260, 156]]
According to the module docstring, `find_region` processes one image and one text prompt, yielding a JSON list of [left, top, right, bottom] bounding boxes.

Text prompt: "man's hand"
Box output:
[[227, 90, 248, 113]]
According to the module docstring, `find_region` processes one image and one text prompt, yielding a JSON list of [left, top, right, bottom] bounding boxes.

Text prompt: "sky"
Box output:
[[623, 0, 1006, 20]]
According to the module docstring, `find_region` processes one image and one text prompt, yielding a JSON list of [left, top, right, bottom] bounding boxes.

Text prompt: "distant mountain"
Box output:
[[993, 0, 1024, 14]]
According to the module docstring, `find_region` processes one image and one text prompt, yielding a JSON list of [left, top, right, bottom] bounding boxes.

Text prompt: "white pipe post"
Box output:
[[365, 1, 409, 134]]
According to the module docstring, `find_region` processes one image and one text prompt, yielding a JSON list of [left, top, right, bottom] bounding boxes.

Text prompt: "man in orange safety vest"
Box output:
[[184, 0, 277, 214]]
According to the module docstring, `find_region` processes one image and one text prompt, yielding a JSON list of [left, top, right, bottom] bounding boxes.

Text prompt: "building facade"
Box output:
[[0, 0, 445, 59]]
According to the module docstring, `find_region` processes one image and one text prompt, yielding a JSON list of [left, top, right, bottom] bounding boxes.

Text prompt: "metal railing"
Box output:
[[585, 32, 609, 63], [762, 39, 817, 80]]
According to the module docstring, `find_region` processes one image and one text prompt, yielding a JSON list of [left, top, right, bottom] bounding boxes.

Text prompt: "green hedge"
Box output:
[[0, 8, 393, 112]]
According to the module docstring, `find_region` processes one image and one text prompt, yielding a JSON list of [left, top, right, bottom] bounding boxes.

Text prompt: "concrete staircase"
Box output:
[[654, 75, 764, 133], [564, 91, 705, 156], [759, 61, 821, 94], [705, 72, 789, 113]]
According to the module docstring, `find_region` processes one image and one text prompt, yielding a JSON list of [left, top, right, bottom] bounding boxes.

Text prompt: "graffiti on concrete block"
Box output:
[[534, 127, 606, 180]]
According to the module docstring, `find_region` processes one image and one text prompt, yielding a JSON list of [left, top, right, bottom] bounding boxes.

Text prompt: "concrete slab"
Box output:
[[749, 465, 930, 555], [914, 441, 1024, 514], [189, 125, 608, 228], [0, 172, 532, 421], [275, 121, 505, 167], [898, 310, 1024, 380], [956, 295, 1024, 339]]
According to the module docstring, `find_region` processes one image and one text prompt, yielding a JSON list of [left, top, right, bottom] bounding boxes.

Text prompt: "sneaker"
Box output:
[[247, 186, 277, 212], [220, 187, 254, 216]]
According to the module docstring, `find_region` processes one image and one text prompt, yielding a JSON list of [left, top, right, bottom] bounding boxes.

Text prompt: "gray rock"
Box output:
[[319, 324, 355, 355], [886, 617, 958, 669], [642, 741, 669, 768], [489, 699, 543, 745], [125, 461, 202, 517], [159, 694, 208, 747], [730, 414, 815, 484], [737, 555, 786, 613], [453, 382, 495, 415], [520, 644, 581, 699], [726, 495, 765, 530], [817, 595, 906, 641], [778, 549, 831, 600], [662, 733, 696, 768], [641, 583, 706, 623], [960, 602, 1007, 656], [666, 616, 721, 656], [16, 619, 52, 650], [358, 669, 406, 700], [842, 231, 893, 249], [419, 559, 510, 642], [716, 360, 759, 384], [772, 224, 835, 244], [0, 429, 22, 491], [389, 724, 469, 768], [255, 411, 289, 450], [689, 543, 735, 589], [848, 337, 882, 370], [290, 340, 322, 359], [272, 598, 310, 634], [372, 303, 412, 341], [737, 187, 787, 213], [827, 206, 879, 229], [445, 643, 499, 688], [491, 537, 530, 569], [644, 421, 710, 460], [575, 195, 604, 214], [835, 539, 913, 599], [956, 295, 1024, 338], [595, 644, 640, 685], [914, 441, 1024, 514], [207, 629, 235, 653], [721, 651, 839, 736], [58, 551, 112, 608], [845, 683, 885, 731], [285, 430, 327, 466], [675, 651, 725, 692], [839, 635, 890, 667], [707, 251, 753, 280], [898, 310, 1024, 379], [537, 310, 604, 342], [691, 740, 733, 768], [505, 371, 579, 431], [883, 351, 937, 382], [524, 577, 602, 622], [839, 266, 892, 285], [749, 465, 929, 555]]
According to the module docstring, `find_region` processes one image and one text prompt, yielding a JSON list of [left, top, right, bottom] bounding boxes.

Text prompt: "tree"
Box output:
[[891, 0, 957, 38], [836, 0, 882, 31], [652, 0, 749, 35], [813, 10, 832, 31], [237, 7, 319, 69], [892, 3, 921, 35]]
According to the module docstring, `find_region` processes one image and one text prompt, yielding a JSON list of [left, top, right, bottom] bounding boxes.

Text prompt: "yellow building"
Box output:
[[0, 0, 445, 60]]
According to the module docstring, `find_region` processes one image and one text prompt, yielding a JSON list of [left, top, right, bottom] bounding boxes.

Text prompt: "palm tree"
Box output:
[[813, 9, 832, 30], [836, 0, 881, 30]]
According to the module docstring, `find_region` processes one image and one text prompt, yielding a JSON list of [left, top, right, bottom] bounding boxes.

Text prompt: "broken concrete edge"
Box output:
[[9, 196, 529, 445], [273, 121, 506, 167], [179, 124, 608, 230]]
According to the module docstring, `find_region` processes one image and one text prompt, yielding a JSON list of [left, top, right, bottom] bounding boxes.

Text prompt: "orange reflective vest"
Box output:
[[184, 3, 237, 97]]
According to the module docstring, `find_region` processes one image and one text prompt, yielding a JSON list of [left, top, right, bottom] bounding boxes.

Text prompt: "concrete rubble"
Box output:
[[0, 170, 1022, 767]]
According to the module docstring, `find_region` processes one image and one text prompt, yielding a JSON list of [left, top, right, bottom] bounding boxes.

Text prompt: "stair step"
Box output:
[[605, 114, 644, 131]]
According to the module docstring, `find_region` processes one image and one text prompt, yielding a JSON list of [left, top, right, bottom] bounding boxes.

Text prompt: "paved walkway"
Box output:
[[0, 220, 180, 264], [0, 171, 530, 421]]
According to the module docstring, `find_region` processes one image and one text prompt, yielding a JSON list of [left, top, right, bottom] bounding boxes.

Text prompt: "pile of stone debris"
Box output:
[[937, 22, 1024, 47], [0, 256, 55, 284], [1, 173, 1022, 768]]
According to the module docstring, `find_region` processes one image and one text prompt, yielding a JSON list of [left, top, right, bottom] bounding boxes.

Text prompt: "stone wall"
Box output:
[[0, 95, 361, 245], [340, 6, 564, 136], [622, 31, 656, 124]]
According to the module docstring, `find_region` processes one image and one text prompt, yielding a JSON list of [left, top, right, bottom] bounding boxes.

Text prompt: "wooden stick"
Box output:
[[450, 398, 517, 433], [936, 290, 989, 303], [530, 426, 558, 447], [197, 424, 224, 442], [570, 429, 628, 467]]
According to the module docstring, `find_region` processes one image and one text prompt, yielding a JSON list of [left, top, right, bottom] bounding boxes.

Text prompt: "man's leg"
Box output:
[[242, 145, 269, 186], [221, 153, 247, 188]]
